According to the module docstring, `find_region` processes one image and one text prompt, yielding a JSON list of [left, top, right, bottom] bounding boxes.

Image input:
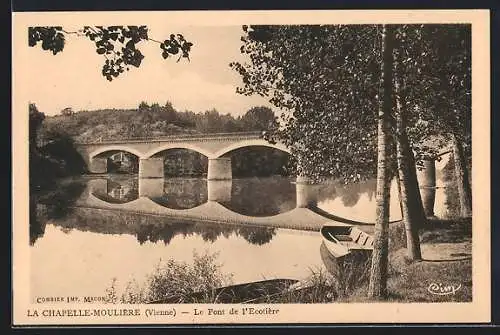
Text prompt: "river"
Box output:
[[29, 155, 453, 301]]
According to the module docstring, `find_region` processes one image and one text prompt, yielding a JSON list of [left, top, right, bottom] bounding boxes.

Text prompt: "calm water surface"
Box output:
[[30, 155, 453, 300]]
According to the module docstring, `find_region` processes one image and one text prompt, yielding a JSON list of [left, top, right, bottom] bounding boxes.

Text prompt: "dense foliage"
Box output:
[[231, 25, 382, 182], [230, 24, 471, 181], [30, 103, 87, 190]]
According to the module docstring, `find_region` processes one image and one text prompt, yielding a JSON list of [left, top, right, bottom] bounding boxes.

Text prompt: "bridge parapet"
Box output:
[[75, 131, 265, 145]]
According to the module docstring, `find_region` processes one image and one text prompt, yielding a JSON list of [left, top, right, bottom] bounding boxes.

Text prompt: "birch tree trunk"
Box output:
[[452, 133, 472, 217], [396, 171, 404, 217], [368, 24, 393, 299], [409, 152, 427, 222], [394, 62, 423, 261]]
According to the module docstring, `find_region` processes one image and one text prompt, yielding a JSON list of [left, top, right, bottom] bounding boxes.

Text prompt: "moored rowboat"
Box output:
[[320, 223, 374, 258]]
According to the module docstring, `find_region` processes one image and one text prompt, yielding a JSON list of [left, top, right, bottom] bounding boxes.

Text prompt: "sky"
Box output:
[[25, 25, 272, 117]]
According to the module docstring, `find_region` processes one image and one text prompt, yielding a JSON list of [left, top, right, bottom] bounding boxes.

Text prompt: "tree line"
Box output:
[[39, 103, 276, 143]]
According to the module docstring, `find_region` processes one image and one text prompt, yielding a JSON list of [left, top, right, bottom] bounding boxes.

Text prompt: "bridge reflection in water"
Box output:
[[80, 177, 349, 231]]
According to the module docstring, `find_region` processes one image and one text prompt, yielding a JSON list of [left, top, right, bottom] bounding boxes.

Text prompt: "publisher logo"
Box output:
[[427, 282, 461, 296]]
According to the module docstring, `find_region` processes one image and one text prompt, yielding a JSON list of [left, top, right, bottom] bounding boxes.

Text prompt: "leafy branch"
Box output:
[[28, 25, 194, 81]]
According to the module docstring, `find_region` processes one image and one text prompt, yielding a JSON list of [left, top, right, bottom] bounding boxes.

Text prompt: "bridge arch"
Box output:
[[91, 192, 138, 205], [89, 146, 145, 160], [87, 146, 143, 174], [212, 139, 291, 158], [143, 144, 212, 159]]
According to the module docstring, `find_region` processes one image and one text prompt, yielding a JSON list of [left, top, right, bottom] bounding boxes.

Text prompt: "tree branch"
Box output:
[[147, 37, 163, 44]]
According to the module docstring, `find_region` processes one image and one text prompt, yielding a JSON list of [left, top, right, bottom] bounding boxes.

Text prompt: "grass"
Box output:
[[388, 255, 471, 302], [420, 217, 472, 244], [343, 253, 472, 303], [342, 217, 472, 303], [263, 270, 338, 303]]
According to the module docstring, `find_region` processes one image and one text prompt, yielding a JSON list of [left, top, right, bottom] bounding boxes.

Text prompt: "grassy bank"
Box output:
[[342, 254, 471, 303], [263, 217, 472, 303], [338, 217, 472, 303]]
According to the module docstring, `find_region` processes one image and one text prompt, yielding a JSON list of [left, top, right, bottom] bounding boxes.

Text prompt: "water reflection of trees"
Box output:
[[30, 181, 86, 245], [151, 179, 208, 209], [137, 222, 277, 246], [222, 178, 296, 216], [136, 222, 192, 245], [314, 179, 376, 208], [334, 179, 376, 208], [237, 226, 276, 245], [49, 208, 277, 246], [30, 198, 47, 245]]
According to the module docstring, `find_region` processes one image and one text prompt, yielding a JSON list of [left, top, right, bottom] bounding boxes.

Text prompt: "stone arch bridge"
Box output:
[[75, 130, 444, 217], [75, 132, 290, 180]]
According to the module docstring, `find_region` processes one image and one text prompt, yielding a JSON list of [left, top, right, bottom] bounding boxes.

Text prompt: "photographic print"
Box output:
[[12, 10, 490, 325]]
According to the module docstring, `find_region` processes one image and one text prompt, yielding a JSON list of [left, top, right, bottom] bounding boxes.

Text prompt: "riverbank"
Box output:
[[266, 217, 472, 303], [338, 217, 472, 302]]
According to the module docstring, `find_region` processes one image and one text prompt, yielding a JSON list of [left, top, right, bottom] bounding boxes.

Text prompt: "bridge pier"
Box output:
[[139, 158, 164, 178], [207, 180, 232, 203], [416, 158, 437, 217], [296, 180, 319, 208], [296, 175, 315, 184], [89, 157, 108, 174], [139, 178, 165, 198], [207, 158, 232, 180]]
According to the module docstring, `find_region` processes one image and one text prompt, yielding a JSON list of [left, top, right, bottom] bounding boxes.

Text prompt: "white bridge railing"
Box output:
[[76, 131, 266, 145]]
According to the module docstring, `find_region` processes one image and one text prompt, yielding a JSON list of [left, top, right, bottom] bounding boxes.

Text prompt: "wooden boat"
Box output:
[[319, 241, 372, 293], [320, 224, 374, 258], [149, 278, 299, 304]]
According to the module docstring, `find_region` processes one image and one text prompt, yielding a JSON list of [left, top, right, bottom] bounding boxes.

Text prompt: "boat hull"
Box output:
[[320, 223, 374, 259], [322, 238, 350, 258]]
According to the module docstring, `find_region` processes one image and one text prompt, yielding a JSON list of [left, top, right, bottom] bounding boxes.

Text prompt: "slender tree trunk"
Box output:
[[368, 25, 393, 300], [408, 152, 427, 222], [396, 168, 404, 217], [452, 133, 472, 217], [393, 64, 423, 261]]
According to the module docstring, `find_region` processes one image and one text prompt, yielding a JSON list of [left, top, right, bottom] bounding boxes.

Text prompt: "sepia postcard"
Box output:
[[12, 10, 491, 325]]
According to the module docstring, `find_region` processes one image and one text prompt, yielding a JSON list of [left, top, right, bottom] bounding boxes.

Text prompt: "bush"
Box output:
[[105, 251, 233, 304], [104, 248, 372, 304]]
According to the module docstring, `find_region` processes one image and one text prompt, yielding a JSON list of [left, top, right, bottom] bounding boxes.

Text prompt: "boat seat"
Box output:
[[335, 234, 353, 242], [350, 229, 363, 242], [359, 235, 370, 245]]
